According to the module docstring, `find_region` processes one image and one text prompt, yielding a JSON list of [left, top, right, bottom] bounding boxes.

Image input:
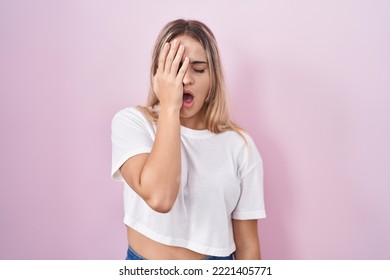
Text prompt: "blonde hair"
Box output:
[[138, 19, 244, 137]]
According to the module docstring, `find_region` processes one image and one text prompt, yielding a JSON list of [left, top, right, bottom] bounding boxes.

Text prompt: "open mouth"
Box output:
[[182, 90, 194, 107], [183, 93, 193, 102]]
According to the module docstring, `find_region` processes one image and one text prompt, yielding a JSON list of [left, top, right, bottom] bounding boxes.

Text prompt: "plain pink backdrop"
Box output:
[[1, 0, 389, 259]]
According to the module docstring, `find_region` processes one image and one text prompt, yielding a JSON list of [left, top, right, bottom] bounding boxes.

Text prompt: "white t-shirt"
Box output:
[[111, 107, 266, 256]]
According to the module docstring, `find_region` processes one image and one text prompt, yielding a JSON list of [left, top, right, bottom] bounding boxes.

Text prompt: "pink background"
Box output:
[[1, 0, 389, 259]]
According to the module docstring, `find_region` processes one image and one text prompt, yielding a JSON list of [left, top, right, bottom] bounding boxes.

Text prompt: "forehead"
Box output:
[[174, 35, 207, 62]]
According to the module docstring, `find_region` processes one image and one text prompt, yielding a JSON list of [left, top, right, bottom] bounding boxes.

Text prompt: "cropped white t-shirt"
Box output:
[[111, 107, 266, 256]]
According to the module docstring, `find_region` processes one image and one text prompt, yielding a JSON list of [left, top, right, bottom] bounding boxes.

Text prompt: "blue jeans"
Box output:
[[126, 245, 234, 260]]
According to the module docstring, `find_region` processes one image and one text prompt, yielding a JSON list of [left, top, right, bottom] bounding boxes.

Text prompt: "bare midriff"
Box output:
[[127, 226, 208, 260]]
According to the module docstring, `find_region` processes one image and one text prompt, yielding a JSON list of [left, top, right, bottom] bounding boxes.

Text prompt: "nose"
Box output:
[[182, 70, 193, 85]]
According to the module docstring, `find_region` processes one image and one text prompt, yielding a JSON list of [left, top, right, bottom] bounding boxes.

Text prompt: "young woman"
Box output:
[[111, 19, 266, 260]]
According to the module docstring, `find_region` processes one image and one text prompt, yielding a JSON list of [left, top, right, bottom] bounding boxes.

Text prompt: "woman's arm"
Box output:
[[232, 219, 261, 260], [119, 40, 189, 213]]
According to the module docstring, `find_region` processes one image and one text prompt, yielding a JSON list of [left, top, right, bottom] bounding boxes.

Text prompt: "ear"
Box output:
[[152, 74, 158, 95]]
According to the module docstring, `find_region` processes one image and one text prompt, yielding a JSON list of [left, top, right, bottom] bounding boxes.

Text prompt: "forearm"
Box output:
[[140, 107, 181, 212], [132, 40, 187, 213], [233, 219, 261, 260], [234, 246, 261, 260]]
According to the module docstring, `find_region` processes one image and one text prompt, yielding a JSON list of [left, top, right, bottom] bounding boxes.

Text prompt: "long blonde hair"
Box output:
[[138, 19, 244, 136]]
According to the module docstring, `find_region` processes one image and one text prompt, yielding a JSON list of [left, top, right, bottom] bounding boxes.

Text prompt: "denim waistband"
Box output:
[[126, 245, 233, 260], [202, 254, 234, 260]]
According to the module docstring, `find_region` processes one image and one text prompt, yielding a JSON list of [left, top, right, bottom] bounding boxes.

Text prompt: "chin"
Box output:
[[179, 111, 194, 119], [180, 108, 200, 119]]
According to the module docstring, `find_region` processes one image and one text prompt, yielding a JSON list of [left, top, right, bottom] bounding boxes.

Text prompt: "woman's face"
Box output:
[[174, 35, 210, 130]]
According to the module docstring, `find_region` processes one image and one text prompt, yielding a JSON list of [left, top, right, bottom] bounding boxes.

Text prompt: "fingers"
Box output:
[[176, 57, 189, 80], [164, 40, 180, 73], [157, 42, 170, 74], [171, 44, 186, 74], [158, 39, 187, 76], [154, 40, 189, 109]]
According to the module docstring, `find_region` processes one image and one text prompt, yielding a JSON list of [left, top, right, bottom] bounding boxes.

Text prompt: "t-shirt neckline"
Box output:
[[180, 125, 214, 138]]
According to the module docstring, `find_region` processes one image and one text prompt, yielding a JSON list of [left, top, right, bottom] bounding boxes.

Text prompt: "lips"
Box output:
[[182, 89, 194, 107]]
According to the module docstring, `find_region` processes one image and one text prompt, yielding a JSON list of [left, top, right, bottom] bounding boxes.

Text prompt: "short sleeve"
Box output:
[[232, 135, 266, 220], [111, 107, 154, 182]]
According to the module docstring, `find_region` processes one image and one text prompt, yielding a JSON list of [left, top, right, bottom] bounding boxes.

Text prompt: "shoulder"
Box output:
[[112, 107, 150, 128], [112, 106, 145, 122], [223, 130, 262, 172], [222, 130, 258, 151], [111, 107, 156, 138]]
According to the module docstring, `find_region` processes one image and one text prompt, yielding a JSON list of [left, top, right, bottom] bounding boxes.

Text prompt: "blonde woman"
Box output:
[[111, 19, 266, 260]]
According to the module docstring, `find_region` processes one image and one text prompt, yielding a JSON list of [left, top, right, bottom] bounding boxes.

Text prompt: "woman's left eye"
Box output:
[[194, 69, 205, 73]]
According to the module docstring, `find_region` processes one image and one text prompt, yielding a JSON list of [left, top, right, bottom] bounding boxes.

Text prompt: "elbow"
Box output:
[[140, 175, 180, 214], [143, 184, 178, 213], [150, 203, 173, 214], [146, 196, 175, 213]]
